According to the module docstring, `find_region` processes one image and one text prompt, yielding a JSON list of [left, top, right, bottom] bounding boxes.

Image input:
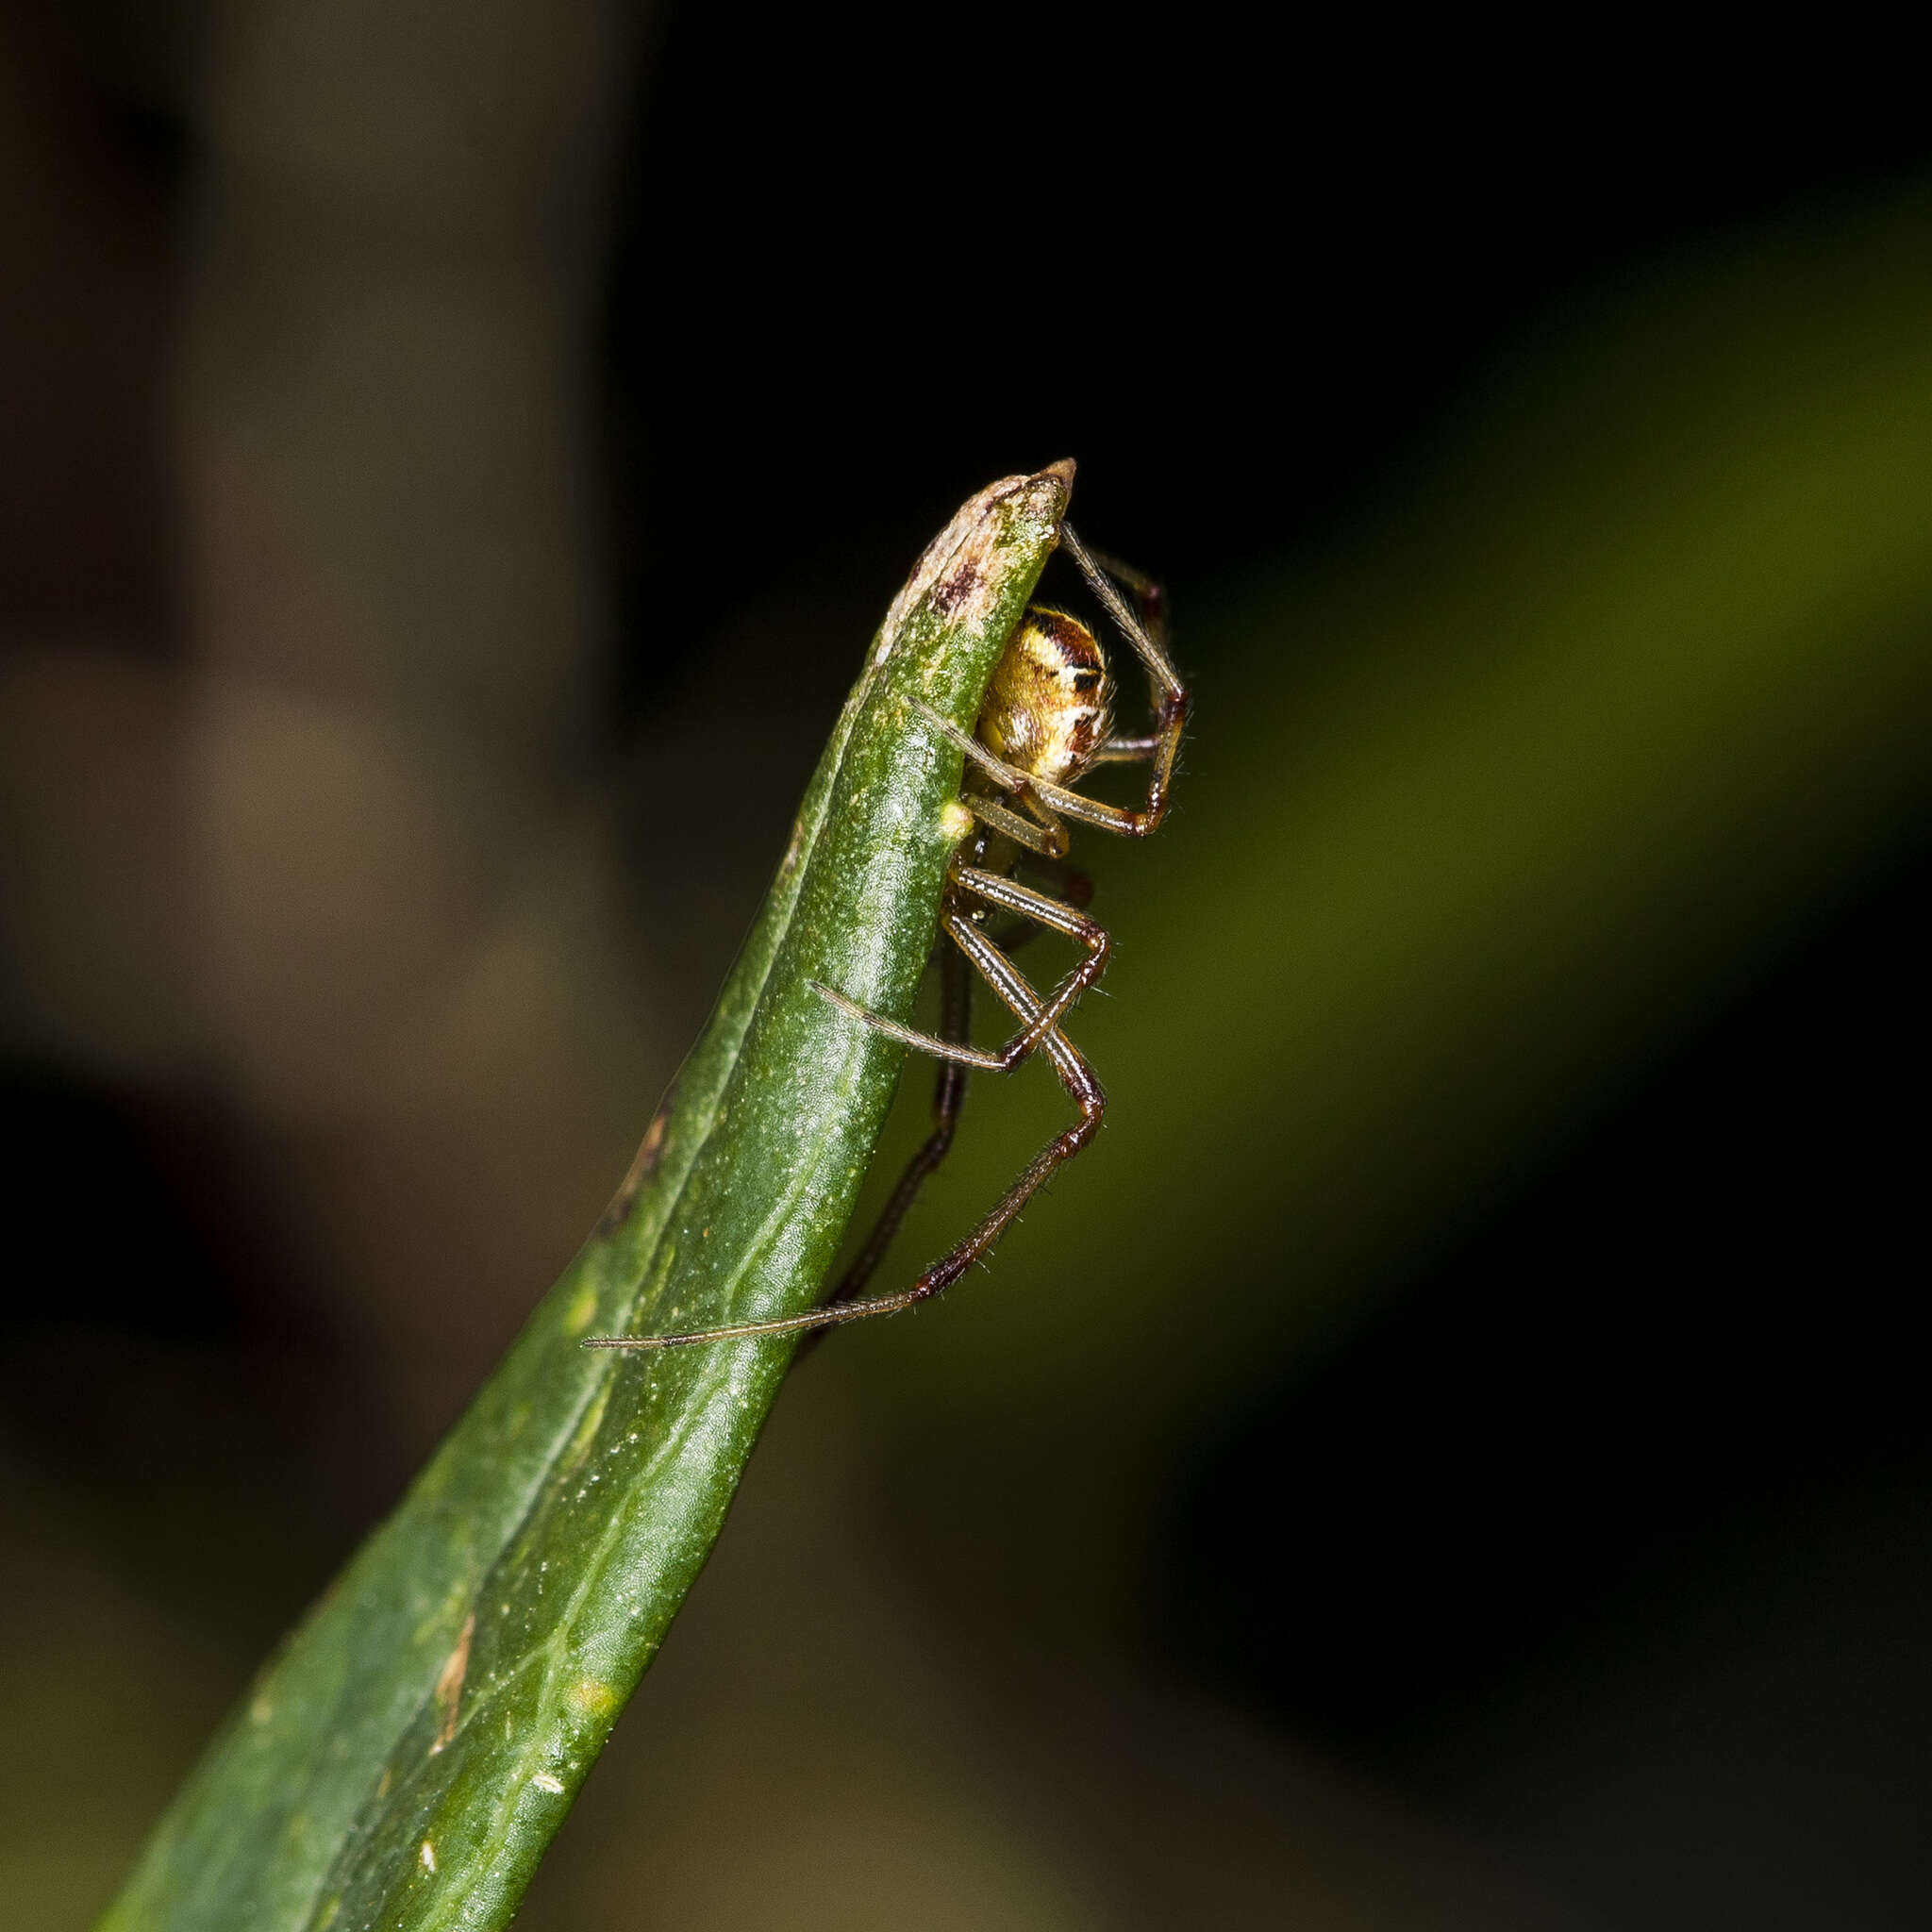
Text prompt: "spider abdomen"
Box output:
[[974, 606, 1115, 785]]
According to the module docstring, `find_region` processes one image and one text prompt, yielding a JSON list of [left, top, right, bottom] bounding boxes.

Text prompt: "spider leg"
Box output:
[[1057, 521, 1189, 837], [914, 708, 1074, 858], [958, 787, 1070, 859], [816, 938, 974, 1314], [587, 919, 1105, 1346], [989, 853, 1092, 943], [808, 866, 1108, 1074], [1058, 523, 1179, 697], [1074, 541, 1171, 656], [1086, 732, 1161, 764]]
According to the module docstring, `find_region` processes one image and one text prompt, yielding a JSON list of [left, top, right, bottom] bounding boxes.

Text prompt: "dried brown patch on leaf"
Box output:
[[929, 557, 983, 614], [429, 1612, 475, 1755], [597, 1087, 677, 1237], [874, 460, 1074, 668], [877, 477, 1019, 658]]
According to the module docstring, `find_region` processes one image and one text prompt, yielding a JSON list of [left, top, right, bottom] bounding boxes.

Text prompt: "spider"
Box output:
[[626, 519, 1186, 1347]]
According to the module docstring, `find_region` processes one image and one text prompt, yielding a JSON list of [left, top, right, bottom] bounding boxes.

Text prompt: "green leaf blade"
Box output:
[[101, 464, 1072, 1932]]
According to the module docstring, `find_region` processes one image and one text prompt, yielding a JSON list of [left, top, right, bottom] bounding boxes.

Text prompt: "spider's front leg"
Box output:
[[1057, 522, 1188, 836]]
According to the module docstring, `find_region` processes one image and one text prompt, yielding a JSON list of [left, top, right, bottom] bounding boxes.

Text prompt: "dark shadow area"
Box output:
[[604, 9, 1931, 726], [1158, 827, 1930, 1922]]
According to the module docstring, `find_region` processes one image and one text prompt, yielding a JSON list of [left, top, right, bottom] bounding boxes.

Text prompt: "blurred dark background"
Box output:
[[4, 5, 1929, 1926]]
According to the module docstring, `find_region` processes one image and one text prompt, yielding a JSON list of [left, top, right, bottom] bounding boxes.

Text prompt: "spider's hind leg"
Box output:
[[797, 911, 1107, 1332], [993, 855, 1093, 942], [584, 909, 1108, 1346], [820, 939, 973, 1313]]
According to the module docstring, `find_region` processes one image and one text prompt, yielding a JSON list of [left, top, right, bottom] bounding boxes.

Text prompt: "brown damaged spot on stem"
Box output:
[[429, 1612, 475, 1755], [596, 1086, 677, 1237]]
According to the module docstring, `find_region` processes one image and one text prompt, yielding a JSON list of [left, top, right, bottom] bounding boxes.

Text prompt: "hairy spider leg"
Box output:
[[905, 528, 1185, 860], [1078, 538, 1167, 629], [817, 937, 973, 1317], [1031, 520, 1190, 832], [1080, 558, 1171, 763], [816, 853, 1096, 1317], [812, 865, 1107, 1074], [583, 916, 1105, 1348], [955, 786, 1070, 859]]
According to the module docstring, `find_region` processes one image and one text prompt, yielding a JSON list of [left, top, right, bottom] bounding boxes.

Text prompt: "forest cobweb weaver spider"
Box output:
[[589, 517, 1187, 1349]]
